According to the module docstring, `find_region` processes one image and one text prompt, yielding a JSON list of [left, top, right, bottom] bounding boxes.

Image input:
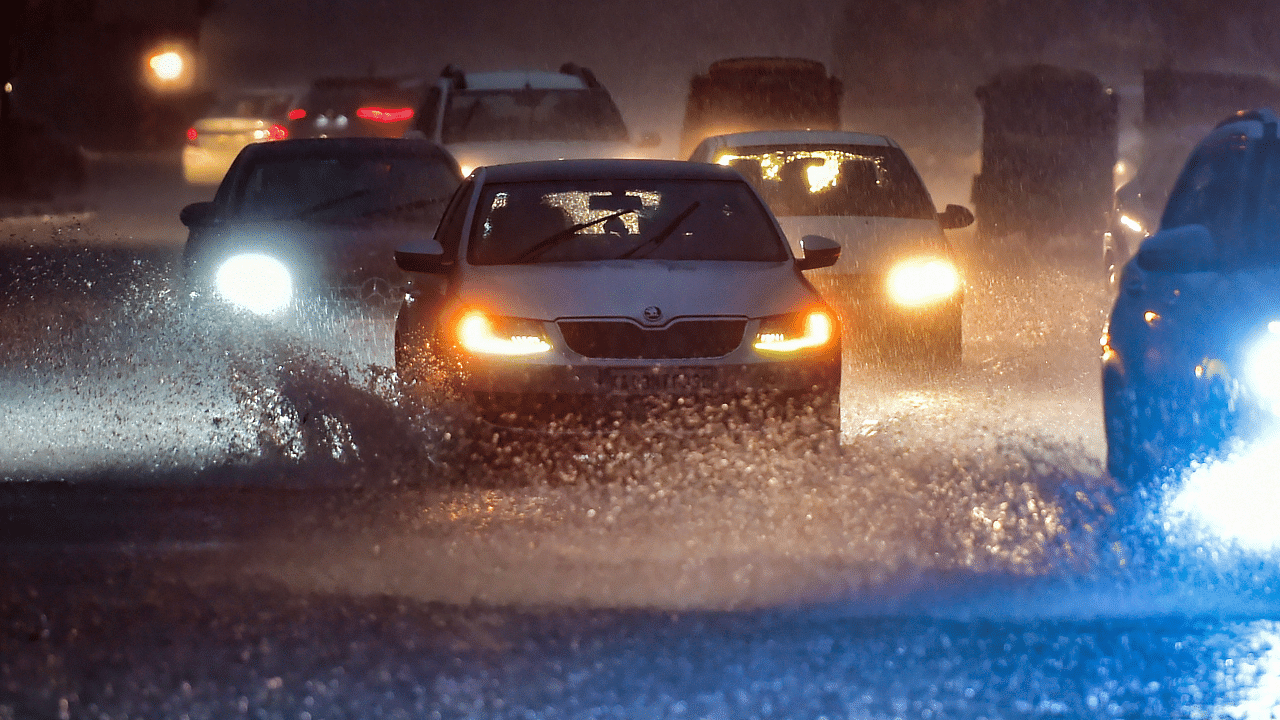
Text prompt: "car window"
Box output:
[[467, 179, 787, 264], [712, 144, 937, 219], [433, 179, 474, 260], [441, 89, 629, 143], [1161, 134, 1249, 238], [230, 152, 459, 223], [208, 93, 293, 119]]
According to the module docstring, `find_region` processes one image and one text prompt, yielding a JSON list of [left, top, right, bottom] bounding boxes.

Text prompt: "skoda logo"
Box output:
[[642, 306, 663, 324]]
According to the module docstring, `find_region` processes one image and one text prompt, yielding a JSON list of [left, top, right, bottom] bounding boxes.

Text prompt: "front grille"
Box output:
[[558, 319, 747, 359]]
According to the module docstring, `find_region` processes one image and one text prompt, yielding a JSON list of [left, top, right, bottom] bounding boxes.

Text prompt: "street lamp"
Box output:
[[142, 42, 195, 92]]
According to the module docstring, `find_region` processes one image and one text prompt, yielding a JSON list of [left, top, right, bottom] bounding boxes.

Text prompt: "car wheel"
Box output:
[[1102, 369, 1157, 489]]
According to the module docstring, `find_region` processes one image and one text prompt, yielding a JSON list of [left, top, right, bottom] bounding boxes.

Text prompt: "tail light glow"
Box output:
[[287, 108, 307, 121], [186, 127, 198, 145], [356, 106, 415, 123], [268, 123, 289, 140]]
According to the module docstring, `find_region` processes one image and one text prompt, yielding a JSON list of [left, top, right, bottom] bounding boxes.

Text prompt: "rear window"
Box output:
[[302, 80, 418, 113], [441, 89, 628, 143], [467, 178, 786, 265], [711, 144, 937, 219], [208, 93, 293, 119]]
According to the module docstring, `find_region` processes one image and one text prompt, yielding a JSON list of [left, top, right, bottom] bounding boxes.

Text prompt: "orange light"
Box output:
[[287, 108, 307, 121], [357, 106, 415, 123], [455, 309, 550, 356], [268, 123, 289, 140], [755, 310, 834, 353]]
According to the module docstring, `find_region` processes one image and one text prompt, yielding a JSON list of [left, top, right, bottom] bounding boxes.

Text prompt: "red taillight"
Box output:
[[287, 108, 306, 121], [186, 126, 198, 145], [268, 123, 288, 140], [356, 106, 414, 123]]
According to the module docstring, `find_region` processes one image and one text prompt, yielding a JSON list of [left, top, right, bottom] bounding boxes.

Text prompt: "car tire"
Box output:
[[1102, 369, 1159, 489]]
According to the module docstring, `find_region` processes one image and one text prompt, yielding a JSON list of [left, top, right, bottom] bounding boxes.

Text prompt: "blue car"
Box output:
[[1102, 109, 1280, 487]]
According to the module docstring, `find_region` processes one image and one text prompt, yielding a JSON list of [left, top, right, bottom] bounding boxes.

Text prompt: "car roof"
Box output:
[[478, 159, 744, 183], [1210, 108, 1280, 137], [697, 130, 898, 152], [460, 71, 589, 91], [237, 137, 455, 162]]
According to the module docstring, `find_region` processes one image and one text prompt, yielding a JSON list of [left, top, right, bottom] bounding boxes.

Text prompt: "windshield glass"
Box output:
[[229, 152, 459, 222], [1161, 130, 1280, 269], [206, 92, 293, 119], [442, 88, 629, 143], [467, 179, 786, 264], [714, 144, 937, 219]]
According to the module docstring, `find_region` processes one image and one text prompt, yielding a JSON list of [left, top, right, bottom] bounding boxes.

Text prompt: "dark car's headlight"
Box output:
[[214, 253, 293, 315], [1245, 321, 1280, 409], [885, 257, 961, 308], [454, 309, 552, 356], [754, 310, 835, 353]]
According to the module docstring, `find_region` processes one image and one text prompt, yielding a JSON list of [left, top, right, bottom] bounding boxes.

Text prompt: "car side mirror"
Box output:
[[636, 132, 661, 149], [938, 204, 974, 230], [180, 201, 217, 228], [395, 238, 449, 274], [795, 234, 840, 271], [1135, 224, 1215, 273]]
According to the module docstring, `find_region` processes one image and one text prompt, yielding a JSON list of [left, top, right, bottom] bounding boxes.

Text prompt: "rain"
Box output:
[[6, 1, 1280, 718]]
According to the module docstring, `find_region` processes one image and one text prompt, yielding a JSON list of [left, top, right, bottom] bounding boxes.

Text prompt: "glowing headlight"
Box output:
[[214, 254, 293, 315], [1246, 322, 1280, 407], [886, 258, 961, 308], [1119, 214, 1145, 235], [456, 309, 551, 356], [754, 310, 835, 353]]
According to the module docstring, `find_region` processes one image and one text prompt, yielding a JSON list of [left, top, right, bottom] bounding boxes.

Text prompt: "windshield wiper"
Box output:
[[287, 189, 371, 220], [359, 194, 450, 218], [616, 201, 700, 260], [512, 208, 638, 263]]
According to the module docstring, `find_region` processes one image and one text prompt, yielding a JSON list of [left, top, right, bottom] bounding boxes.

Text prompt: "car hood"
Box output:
[[456, 261, 817, 322], [447, 140, 643, 170], [776, 216, 948, 273]]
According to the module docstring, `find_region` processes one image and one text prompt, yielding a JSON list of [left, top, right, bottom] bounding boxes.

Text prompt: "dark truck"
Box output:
[[679, 57, 842, 158], [970, 64, 1118, 247]]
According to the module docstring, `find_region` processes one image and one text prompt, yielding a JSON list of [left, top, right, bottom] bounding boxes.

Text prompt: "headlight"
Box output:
[[754, 310, 835, 353], [885, 257, 961, 308], [455, 309, 551, 356], [1246, 321, 1280, 408], [1119, 213, 1145, 235], [214, 253, 293, 315]]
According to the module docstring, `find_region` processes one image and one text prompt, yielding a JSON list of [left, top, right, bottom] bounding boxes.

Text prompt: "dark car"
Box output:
[[180, 137, 461, 316], [1102, 109, 1280, 488], [286, 77, 422, 139], [392, 158, 842, 428], [678, 57, 842, 159]]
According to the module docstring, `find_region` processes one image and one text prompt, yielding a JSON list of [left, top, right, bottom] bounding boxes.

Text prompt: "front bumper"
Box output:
[[808, 273, 962, 339], [456, 355, 839, 398]]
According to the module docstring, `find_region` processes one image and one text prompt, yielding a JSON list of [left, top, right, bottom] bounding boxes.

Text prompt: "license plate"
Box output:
[[601, 367, 719, 395]]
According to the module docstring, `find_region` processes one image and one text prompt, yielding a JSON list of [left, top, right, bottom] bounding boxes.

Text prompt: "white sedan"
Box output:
[[690, 130, 972, 366], [393, 159, 842, 428]]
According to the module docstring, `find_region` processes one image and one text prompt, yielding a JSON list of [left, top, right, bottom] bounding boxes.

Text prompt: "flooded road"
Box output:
[[3, 154, 1280, 718]]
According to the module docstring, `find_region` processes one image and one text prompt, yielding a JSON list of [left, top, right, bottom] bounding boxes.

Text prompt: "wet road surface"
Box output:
[[3, 154, 1280, 718]]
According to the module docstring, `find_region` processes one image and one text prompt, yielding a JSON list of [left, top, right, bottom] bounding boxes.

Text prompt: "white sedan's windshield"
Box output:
[[467, 179, 787, 264]]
